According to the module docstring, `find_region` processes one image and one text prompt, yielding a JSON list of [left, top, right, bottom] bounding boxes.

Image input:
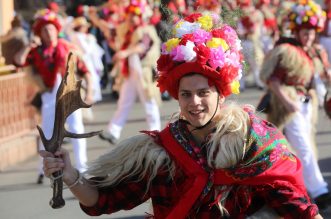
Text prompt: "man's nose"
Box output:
[[191, 94, 201, 104]]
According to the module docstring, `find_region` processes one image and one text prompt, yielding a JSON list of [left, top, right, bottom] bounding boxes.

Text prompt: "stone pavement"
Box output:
[[0, 87, 331, 219]]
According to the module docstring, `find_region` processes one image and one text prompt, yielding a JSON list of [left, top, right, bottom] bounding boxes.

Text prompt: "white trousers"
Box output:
[[241, 39, 264, 88], [38, 75, 87, 173], [108, 54, 161, 139], [284, 99, 328, 198]]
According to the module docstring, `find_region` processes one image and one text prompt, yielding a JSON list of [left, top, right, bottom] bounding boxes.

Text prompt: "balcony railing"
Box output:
[[0, 67, 38, 143]]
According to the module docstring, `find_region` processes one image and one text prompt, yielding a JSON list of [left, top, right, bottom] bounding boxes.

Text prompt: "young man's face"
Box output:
[[40, 23, 58, 46], [178, 74, 224, 128]]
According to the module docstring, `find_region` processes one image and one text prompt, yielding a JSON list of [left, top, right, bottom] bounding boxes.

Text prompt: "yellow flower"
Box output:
[[134, 8, 141, 15], [165, 38, 180, 52], [306, 11, 314, 17], [206, 38, 229, 51], [322, 11, 327, 18], [231, 81, 240, 94], [303, 16, 309, 22], [197, 15, 213, 31], [311, 5, 318, 13]]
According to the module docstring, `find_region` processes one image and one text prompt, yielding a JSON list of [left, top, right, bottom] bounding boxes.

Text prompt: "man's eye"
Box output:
[[199, 90, 209, 96], [180, 92, 190, 97]]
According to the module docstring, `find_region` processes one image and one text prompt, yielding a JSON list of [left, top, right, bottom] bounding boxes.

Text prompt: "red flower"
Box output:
[[157, 54, 175, 72], [179, 34, 194, 45], [220, 83, 232, 97], [156, 72, 168, 93], [184, 13, 202, 22], [211, 28, 225, 38], [219, 65, 238, 83], [194, 44, 211, 65]]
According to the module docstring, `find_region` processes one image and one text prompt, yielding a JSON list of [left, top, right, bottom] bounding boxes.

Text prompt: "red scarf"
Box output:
[[151, 119, 308, 218]]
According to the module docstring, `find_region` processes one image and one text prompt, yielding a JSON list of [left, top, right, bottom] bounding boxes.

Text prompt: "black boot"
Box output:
[[314, 192, 331, 210], [37, 174, 44, 184]]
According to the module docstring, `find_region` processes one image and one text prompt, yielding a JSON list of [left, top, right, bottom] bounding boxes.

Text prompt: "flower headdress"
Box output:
[[156, 13, 243, 99], [287, 0, 326, 32], [33, 9, 61, 36], [125, 0, 145, 16]]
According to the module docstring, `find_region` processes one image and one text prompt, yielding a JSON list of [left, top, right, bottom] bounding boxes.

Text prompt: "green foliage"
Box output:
[[221, 6, 243, 28]]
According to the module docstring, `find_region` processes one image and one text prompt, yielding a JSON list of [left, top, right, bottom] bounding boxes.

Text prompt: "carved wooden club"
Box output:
[[37, 52, 101, 209]]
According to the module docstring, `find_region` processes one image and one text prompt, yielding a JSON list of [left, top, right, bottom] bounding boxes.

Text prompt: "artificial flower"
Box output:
[[197, 15, 213, 30], [230, 80, 240, 95], [174, 21, 201, 38], [208, 47, 225, 69], [302, 16, 309, 22], [157, 54, 175, 72], [220, 65, 239, 83], [134, 7, 141, 15], [224, 51, 241, 69], [207, 38, 229, 51], [165, 38, 180, 52], [184, 13, 202, 22], [194, 44, 211, 64], [309, 16, 318, 26], [156, 12, 244, 97], [171, 41, 196, 62], [192, 29, 212, 44], [179, 34, 194, 45], [289, 0, 325, 32], [306, 10, 314, 17]]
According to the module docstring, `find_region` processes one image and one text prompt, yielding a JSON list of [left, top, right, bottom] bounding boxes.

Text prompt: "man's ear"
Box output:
[[219, 95, 225, 105]]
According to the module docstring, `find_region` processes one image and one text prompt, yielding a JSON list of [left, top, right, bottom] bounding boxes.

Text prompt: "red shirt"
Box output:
[[24, 39, 88, 89]]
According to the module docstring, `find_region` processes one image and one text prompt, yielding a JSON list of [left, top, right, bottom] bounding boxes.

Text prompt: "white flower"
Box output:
[[236, 68, 243, 81], [175, 21, 201, 38], [234, 39, 242, 51], [182, 41, 196, 62]]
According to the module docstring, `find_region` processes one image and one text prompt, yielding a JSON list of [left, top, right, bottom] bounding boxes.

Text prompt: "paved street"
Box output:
[[0, 86, 331, 219]]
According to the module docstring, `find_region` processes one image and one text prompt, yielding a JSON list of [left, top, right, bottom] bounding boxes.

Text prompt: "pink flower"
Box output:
[[208, 47, 225, 69], [269, 146, 281, 163], [252, 122, 267, 136], [171, 41, 196, 62], [193, 29, 212, 44], [212, 25, 238, 46], [309, 16, 318, 26], [224, 51, 241, 68], [171, 46, 185, 61]]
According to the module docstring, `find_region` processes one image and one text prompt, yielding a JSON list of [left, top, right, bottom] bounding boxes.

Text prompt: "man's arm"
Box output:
[[268, 79, 299, 113], [13, 44, 32, 66]]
